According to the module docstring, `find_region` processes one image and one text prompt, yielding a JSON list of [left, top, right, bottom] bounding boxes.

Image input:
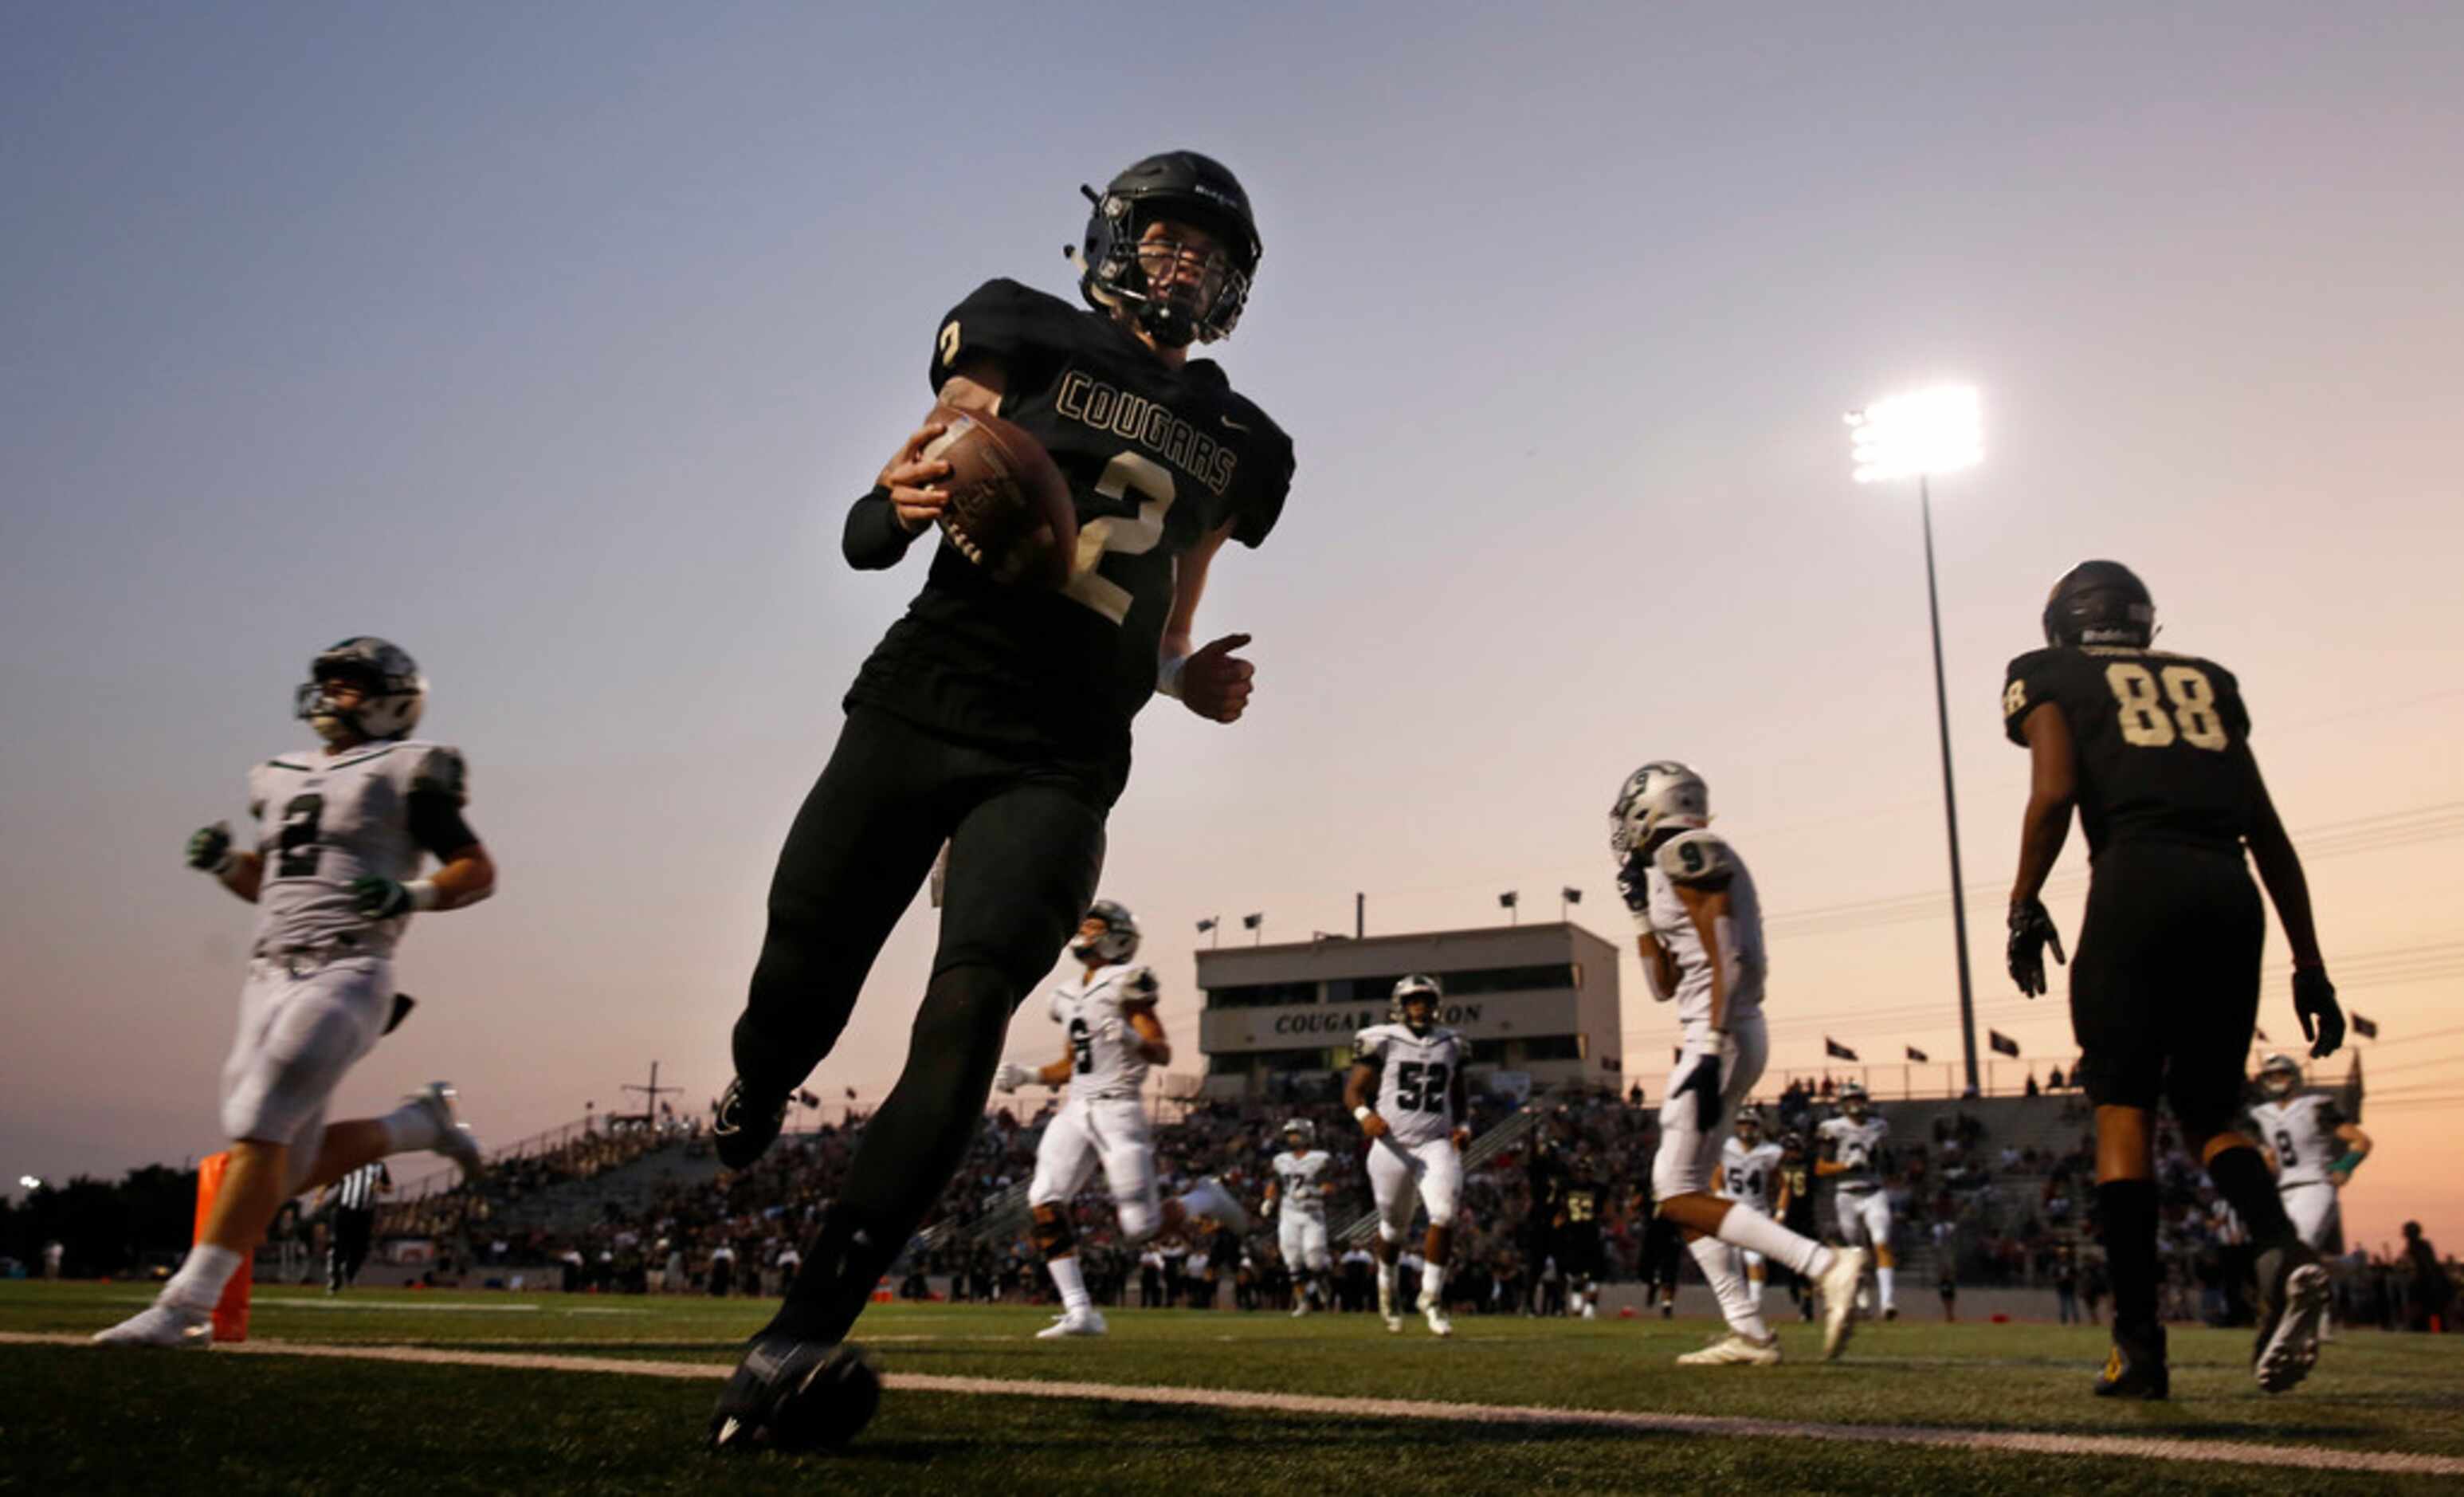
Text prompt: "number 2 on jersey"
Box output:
[[2104, 663, 2229, 751], [276, 794, 324, 878], [1063, 453, 1176, 625]]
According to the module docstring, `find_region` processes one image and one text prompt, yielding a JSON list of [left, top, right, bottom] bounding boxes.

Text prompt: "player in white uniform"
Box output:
[[1716, 1106, 1784, 1312], [1817, 1082, 1898, 1318], [996, 900, 1246, 1338], [2249, 1054, 2370, 1253], [1613, 761, 1867, 1365], [1263, 1118, 1337, 1315], [1346, 976, 1469, 1337], [96, 638, 492, 1348]]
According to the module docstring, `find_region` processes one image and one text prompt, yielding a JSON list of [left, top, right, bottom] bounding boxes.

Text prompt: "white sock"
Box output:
[[1046, 1253, 1090, 1314], [1877, 1266, 1897, 1308], [1421, 1260, 1444, 1303], [1716, 1203, 1831, 1279], [163, 1244, 245, 1310], [1689, 1236, 1771, 1342], [379, 1098, 444, 1154]]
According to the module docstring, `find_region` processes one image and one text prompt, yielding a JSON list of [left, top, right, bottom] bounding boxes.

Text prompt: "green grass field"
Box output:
[[5, 1283, 2459, 1495]]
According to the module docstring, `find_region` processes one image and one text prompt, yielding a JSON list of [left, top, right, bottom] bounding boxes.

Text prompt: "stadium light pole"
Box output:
[[1847, 385, 1986, 1098]]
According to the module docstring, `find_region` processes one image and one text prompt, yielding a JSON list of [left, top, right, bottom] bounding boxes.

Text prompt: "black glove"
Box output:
[[351, 876, 414, 918], [1677, 1048, 1724, 1132], [186, 821, 233, 873], [2007, 898, 2066, 997], [2293, 967, 2344, 1059]]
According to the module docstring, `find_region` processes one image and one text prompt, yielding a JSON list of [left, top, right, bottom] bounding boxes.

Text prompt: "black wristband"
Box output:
[[843, 485, 921, 569]]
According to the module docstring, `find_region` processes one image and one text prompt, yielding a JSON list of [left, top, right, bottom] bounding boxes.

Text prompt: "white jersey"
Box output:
[[1817, 1114, 1890, 1191], [1718, 1137, 1783, 1208], [246, 738, 469, 958], [1353, 1023, 1468, 1145], [2248, 1094, 2347, 1190], [1270, 1149, 1335, 1218], [1624, 828, 1767, 1036], [1047, 962, 1161, 1102]]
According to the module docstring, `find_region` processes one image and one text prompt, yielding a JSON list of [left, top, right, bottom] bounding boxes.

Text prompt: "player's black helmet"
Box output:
[[2042, 560, 2156, 648], [1073, 151, 1260, 348]]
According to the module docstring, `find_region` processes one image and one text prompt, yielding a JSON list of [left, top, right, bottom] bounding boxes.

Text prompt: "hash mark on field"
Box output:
[[6, 1332, 2457, 1477]]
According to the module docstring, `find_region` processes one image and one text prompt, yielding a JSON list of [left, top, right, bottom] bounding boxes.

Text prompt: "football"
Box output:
[[920, 403, 1077, 589]]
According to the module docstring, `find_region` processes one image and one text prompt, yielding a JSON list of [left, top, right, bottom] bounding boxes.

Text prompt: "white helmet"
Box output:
[[1281, 1117, 1316, 1150], [1072, 899, 1140, 965], [296, 637, 426, 745], [1390, 973, 1442, 1032], [1839, 1081, 1871, 1118], [1608, 760, 1709, 859], [2258, 1053, 2300, 1098]]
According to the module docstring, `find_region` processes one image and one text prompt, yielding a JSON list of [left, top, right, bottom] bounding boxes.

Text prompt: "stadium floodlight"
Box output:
[[1846, 384, 1982, 485], [18, 1175, 41, 1190], [1846, 383, 1987, 1097]]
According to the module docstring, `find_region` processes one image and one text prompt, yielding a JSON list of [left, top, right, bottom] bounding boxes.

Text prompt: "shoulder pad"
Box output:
[[932, 279, 1085, 393], [1350, 1026, 1391, 1063], [2002, 648, 2075, 745], [408, 744, 469, 804], [1116, 966, 1161, 1005], [1221, 395, 1294, 549], [1654, 829, 1733, 886]]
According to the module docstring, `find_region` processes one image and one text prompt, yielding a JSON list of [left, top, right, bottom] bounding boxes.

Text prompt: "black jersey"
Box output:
[[2002, 645, 2258, 856], [1556, 1183, 1606, 1238], [845, 279, 1294, 768], [1527, 1146, 1568, 1222]]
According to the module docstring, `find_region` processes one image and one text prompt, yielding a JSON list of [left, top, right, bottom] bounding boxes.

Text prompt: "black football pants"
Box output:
[[734, 707, 1106, 1336]]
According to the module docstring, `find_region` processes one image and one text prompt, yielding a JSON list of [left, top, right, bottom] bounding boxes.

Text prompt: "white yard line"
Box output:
[[5, 1332, 2458, 1478]]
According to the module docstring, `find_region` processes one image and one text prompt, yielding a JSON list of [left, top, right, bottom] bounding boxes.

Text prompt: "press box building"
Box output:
[[1194, 922, 1623, 1101]]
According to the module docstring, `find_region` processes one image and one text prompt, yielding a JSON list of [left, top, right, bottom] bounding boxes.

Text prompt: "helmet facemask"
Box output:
[[2258, 1056, 2300, 1100]]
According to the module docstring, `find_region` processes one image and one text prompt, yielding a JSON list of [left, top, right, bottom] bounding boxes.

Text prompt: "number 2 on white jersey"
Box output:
[[1064, 453, 1175, 625]]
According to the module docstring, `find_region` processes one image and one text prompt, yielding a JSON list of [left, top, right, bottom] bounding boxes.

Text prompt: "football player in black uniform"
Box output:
[[1552, 1153, 1610, 1318], [708, 151, 1294, 1452], [2003, 560, 2343, 1401]]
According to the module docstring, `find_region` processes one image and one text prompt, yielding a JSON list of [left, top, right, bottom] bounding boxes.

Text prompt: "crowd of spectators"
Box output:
[[370, 1080, 2456, 1334]]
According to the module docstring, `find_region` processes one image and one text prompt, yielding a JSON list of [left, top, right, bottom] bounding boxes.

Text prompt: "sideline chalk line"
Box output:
[[4, 1331, 2457, 1477]]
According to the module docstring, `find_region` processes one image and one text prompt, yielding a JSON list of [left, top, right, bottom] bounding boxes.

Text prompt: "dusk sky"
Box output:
[[4, 4, 2458, 1250]]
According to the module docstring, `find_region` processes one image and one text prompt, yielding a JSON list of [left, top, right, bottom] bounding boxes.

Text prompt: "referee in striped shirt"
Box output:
[[321, 1160, 390, 1294]]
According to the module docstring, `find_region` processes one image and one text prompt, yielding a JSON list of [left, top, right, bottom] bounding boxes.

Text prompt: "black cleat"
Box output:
[[2092, 1336, 2169, 1401], [708, 1334, 881, 1453], [713, 1077, 788, 1171], [2251, 1242, 2330, 1394]]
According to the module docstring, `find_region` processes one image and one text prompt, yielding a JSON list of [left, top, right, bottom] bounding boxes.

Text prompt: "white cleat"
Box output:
[[1034, 1306, 1108, 1339], [1418, 1288, 1453, 1338], [1179, 1177, 1249, 1235], [2254, 1263, 2330, 1393], [1817, 1247, 1870, 1361], [92, 1301, 213, 1349], [410, 1082, 485, 1182], [1677, 1331, 1783, 1366], [1290, 1296, 1312, 1318]]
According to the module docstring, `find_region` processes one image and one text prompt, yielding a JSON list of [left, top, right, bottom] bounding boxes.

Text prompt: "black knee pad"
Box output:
[[1030, 1208, 1076, 1259]]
